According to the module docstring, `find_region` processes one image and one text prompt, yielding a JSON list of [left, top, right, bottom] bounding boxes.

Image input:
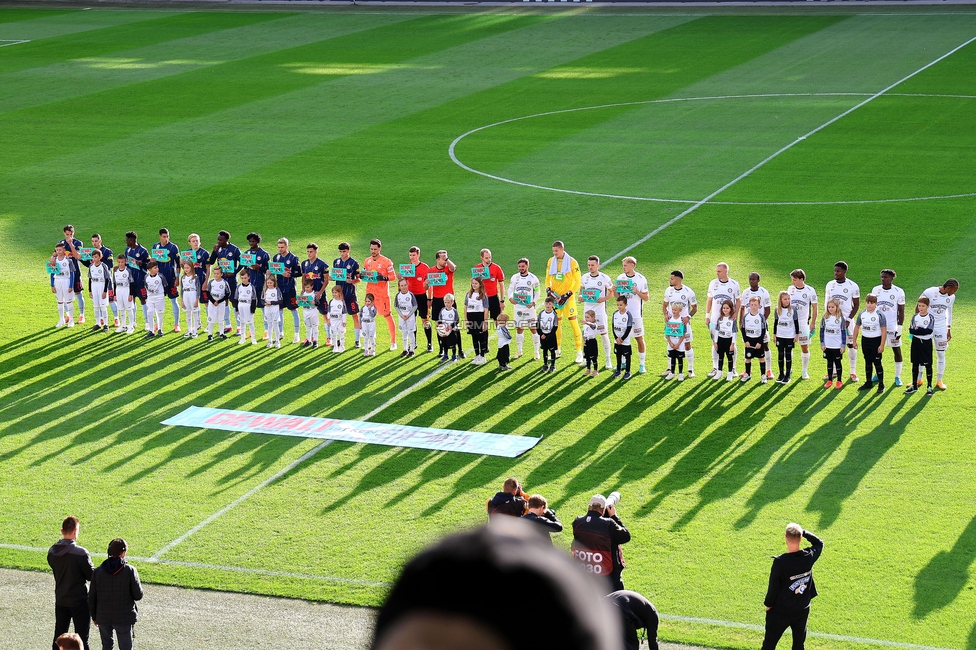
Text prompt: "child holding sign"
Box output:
[[300, 278, 319, 349], [144, 261, 169, 338], [664, 302, 689, 381], [88, 249, 113, 332]]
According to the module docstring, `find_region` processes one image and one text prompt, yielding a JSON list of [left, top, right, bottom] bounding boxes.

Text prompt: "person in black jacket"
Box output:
[[89, 539, 143, 650], [486, 477, 528, 518], [608, 590, 660, 650], [521, 494, 562, 544], [48, 516, 94, 650], [762, 523, 824, 650], [572, 495, 631, 593]]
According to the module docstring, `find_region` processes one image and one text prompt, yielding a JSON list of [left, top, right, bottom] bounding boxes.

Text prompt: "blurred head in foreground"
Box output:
[[372, 517, 620, 650]]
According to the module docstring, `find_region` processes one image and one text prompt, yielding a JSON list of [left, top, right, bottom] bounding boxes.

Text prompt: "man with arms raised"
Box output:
[[363, 239, 398, 351], [786, 269, 818, 380], [824, 261, 860, 382], [872, 269, 906, 387], [705, 262, 741, 377], [507, 257, 541, 360], [615, 257, 650, 374], [662, 270, 697, 377], [397, 246, 432, 352], [545, 241, 583, 363], [580, 255, 614, 370], [920, 278, 958, 390], [762, 523, 824, 650]]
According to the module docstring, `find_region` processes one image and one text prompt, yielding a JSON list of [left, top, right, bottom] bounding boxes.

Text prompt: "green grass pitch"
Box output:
[[1, 7, 975, 649]]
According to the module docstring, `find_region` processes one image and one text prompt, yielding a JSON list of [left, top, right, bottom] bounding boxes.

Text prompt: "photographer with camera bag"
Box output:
[[486, 477, 529, 518], [572, 493, 630, 593], [521, 495, 563, 544]]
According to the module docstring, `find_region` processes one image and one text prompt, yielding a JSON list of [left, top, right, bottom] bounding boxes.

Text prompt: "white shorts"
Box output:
[[797, 323, 812, 346], [303, 310, 318, 329], [181, 291, 198, 312], [239, 303, 254, 323], [627, 307, 644, 338], [54, 277, 72, 302], [399, 314, 416, 334], [934, 329, 949, 351], [580, 303, 607, 335], [513, 305, 537, 330], [147, 296, 165, 313], [361, 320, 377, 339], [116, 286, 131, 307], [886, 328, 902, 348]]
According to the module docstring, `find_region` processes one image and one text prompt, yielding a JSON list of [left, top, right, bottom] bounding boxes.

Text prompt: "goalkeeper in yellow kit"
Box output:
[[545, 240, 584, 365]]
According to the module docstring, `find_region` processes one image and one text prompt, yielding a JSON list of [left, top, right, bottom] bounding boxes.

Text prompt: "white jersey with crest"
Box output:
[[707, 278, 741, 321], [508, 272, 541, 306], [663, 285, 697, 319], [921, 286, 954, 331], [824, 279, 860, 320], [871, 284, 905, 327], [855, 310, 887, 338], [787, 284, 818, 326], [740, 286, 771, 312], [580, 272, 613, 308]]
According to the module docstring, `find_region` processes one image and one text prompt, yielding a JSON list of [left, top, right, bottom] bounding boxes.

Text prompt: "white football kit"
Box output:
[[508, 271, 540, 329], [707, 278, 741, 324], [663, 285, 697, 343], [787, 284, 818, 345], [872, 284, 905, 347], [616, 272, 648, 338], [580, 271, 613, 334]]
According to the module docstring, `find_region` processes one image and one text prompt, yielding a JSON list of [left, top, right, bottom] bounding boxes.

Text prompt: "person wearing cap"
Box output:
[[89, 538, 143, 650], [571, 495, 631, 593], [372, 518, 620, 650]]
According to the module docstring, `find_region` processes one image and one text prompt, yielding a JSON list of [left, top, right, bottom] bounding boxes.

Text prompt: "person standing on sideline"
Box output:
[[243, 233, 270, 340], [508, 257, 541, 360], [762, 523, 824, 650], [89, 538, 143, 650], [363, 239, 398, 351], [186, 233, 210, 334], [301, 243, 329, 345], [325, 242, 362, 348], [545, 241, 583, 364], [48, 516, 94, 650], [919, 278, 958, 390]]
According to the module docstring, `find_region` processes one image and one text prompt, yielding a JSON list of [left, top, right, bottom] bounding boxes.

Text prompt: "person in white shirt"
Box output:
[[919, 278, 958, 390], [820, 299, 848, 389], [871, 269, 906, 386], [705, 263, 741, 376], [772, 291, 799, 384], [663, 270, 698, 378], [236, 270, 259, 345], [508, 258, 541, 360], [87, 250, 113, 332], [612, 296, 634, 380], [740, 272, 772, 379], [113, 254, 136, 334], [852, 294, 887, 393], [580, 255, 614, 370], [824, 261, 860, 382], [615, 257, 650, 374], [328, 286, 348, 353], [51, 243, 75, 328], [179, 261, 201, 339], [262, 276, 281, 348], [787, 269, 818, 380], [361, 294, 378, 357], [395, 279, 419, 357], [144, 261, 169, 339], [466, 278, 490, 365], [206, 268, 231, 342], [740, 296, 769, 384]]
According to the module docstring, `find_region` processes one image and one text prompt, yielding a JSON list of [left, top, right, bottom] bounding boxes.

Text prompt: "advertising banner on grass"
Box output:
[[162, 406, 541, 458]]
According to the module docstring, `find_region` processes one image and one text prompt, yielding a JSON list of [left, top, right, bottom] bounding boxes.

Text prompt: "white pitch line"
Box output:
[[0, 543, 956, 649], [598, 34, 976, 266], [149, 351, 468, 562], [449, 92, 976, 208], [0, 40, 30, 48]]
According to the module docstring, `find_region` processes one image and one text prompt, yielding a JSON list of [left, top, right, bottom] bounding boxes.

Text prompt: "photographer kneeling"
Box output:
[[521, 495, 563, 544], [572, 493, 630, 593]]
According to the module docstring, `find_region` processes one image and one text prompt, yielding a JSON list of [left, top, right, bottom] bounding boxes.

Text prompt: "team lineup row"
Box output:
[[48, 226, 959, 390]]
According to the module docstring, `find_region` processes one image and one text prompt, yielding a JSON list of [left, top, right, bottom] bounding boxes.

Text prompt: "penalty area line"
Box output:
[[0, 543, 956, 650], [0, 40, 30, 48], [148, 350, 468, 562], [600, 33, 976, 267]]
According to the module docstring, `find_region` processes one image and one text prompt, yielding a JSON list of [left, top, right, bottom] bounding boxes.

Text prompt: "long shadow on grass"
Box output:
[[735, 388, 888, 529], [968, 619, 976, 650], [913, 512, 976, 619], [806, 395, 926, 528]]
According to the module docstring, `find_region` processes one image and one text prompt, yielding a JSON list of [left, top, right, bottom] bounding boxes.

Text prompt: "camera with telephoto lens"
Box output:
[[604, 491, 621, 516]]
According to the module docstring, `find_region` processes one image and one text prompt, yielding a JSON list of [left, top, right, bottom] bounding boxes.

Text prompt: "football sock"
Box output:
[[686, 348, 695, 373], [76, 292, 85, 316], [801, 352, 810, 376], [765, 349, 772, 372], [848, 347, 858, 375], [601, 334, 612, 364], [516, 333, 524, 355], [712, 348, 719, 371], [894, 361, 903, 380], [936, 350, 946, 380], [532, 333, 540, 354], [638, 352, 646, 367]]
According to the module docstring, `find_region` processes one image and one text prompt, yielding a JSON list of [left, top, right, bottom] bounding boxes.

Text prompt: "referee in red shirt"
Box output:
[[398, 246, 431, 352], [474, 248, 506, 324]]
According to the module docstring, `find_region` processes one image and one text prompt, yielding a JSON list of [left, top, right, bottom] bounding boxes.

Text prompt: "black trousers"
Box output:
[[761, 607, 810, 650], [861, 336, 884, 382], [615, 343, 632, 372], [584, 338, 598, 369], [496, 344, 510, 366], [54, 603, 91, 650]]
